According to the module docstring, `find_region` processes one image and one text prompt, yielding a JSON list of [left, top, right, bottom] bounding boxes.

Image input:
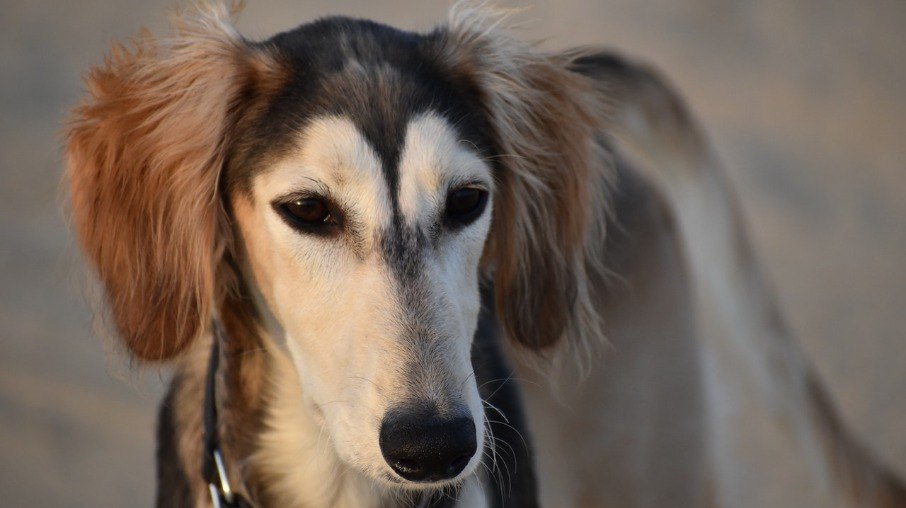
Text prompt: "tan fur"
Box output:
[[592, 54, 906, 507], [65, 2, 906, 507], [438, 5, 612, 362], [65, 2, 282, 361]]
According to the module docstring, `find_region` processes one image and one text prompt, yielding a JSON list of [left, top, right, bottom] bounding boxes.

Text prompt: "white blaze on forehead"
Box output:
[[398, 112, 493, 224], [255, 115, 392, 248]]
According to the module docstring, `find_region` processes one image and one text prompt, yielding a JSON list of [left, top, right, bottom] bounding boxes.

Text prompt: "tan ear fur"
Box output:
[[65, 3, 271, 361], [439, 5, 612, 355]]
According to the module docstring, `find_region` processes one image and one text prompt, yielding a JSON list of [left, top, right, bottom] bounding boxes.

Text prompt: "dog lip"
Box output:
[[382, 470, 469, 490]]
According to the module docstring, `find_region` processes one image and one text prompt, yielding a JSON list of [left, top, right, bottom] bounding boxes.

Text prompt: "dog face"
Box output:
[[224, 20, 505, 486], [233, 113, 493, 485], [66, 3, 606, 495]]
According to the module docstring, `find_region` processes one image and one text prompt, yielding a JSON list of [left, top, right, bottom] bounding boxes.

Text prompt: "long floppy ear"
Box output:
[[65, 3, 274, 361], [436, 6, 612, 353]]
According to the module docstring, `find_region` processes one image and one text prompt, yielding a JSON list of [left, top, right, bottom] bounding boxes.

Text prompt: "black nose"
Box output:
[[379, 406, 477, 482]]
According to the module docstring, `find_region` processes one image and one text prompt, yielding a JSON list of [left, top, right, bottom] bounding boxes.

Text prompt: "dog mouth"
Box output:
[[378, 464, 478, 492], [377, 472, 477, 508], [379, 456, 478, 491]]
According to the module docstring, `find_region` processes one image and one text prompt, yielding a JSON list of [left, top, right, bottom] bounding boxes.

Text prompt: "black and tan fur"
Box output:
[[65, 2, 905, 507]]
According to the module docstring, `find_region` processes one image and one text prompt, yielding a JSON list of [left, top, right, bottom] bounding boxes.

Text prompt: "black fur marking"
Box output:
[[226, 17, 500, 301], [156, 378, 193, 508], [228, 18, 495, 211], [381, 220, 428, 284], [472, 284, 539, 508]]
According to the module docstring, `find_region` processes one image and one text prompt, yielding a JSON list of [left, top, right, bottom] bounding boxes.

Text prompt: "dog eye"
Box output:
[[445, 186, 488, 226], [286, 198, 330, 223], [274, 197, 340, 235]]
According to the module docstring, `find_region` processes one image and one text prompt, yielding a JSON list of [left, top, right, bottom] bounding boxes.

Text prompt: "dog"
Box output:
[[65, 2, 906, 507]]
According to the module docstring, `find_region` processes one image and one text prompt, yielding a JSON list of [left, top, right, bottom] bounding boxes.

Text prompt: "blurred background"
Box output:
[[1, 0, 904, 505]]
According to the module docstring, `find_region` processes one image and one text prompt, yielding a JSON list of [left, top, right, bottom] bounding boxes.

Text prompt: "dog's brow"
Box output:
[[273, 178, 331, 200], [395, 113, 493, 226]]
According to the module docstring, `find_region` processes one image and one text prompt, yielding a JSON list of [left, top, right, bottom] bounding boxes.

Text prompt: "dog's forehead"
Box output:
[[230, 16, 494, 194]]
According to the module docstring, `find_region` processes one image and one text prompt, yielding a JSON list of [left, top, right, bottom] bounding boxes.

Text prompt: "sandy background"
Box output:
[[1, 0, 904, 505]]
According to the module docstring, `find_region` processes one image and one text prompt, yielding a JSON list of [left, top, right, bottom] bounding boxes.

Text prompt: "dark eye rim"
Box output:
[[444, 184, 489, 228], [271, 194, 343, 236]]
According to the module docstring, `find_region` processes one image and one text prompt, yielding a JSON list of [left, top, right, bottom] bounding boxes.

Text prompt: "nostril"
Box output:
[[391, 458, 421, 476], [448, 454, 471, 475], [379, 405, 477, 483]]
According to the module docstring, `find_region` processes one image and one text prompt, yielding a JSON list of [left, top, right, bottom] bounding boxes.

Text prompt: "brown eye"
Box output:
[[445, 186, 488, 227], [274, 196, 340, 235], [285, 198, 330, 223]]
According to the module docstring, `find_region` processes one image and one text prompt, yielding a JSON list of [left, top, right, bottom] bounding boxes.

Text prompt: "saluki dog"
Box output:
[[65, 2, 906, 507]]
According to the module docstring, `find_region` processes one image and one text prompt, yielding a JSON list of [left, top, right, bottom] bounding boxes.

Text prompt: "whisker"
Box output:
[[481, 399, 510, 424], [485, 417, 529, 453]]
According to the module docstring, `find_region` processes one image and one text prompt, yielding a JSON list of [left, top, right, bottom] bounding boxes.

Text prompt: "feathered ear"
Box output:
[[65, 3, 277, 361], [435, 5, 611, 353]]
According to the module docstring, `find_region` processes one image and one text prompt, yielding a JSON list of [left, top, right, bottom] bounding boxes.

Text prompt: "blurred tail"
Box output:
[[569, 51, 906, 507]]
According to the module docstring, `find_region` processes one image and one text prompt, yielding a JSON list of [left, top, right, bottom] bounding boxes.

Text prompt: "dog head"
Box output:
[[66, 2, 605, 491]]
